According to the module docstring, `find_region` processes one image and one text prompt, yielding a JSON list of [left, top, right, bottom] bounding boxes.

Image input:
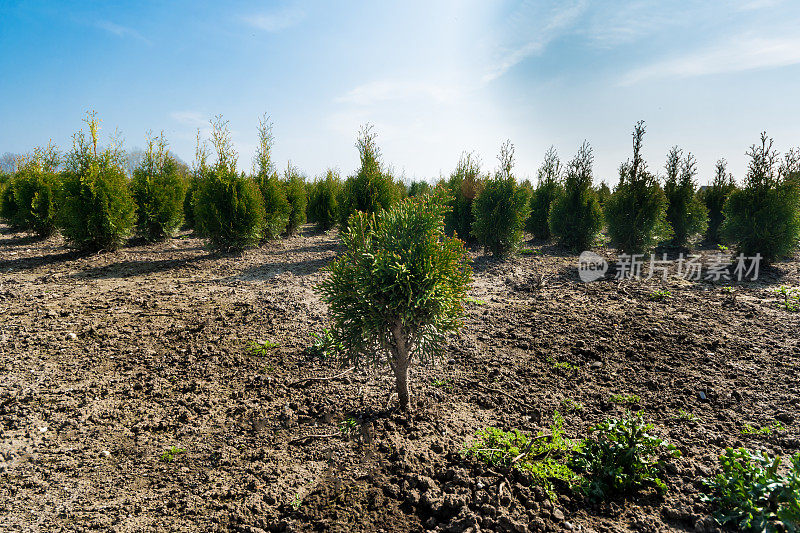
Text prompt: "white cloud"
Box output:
[[482, 0, 587, 83], [621, 36, 800, 85], [335, 80, 460, 106], [243, 6, 305, 32], [95, 20, 150, 44], [170, 111, 208, 128]]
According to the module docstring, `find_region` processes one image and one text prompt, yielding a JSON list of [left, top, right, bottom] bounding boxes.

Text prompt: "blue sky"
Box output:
[[1, 0, 799, 184]]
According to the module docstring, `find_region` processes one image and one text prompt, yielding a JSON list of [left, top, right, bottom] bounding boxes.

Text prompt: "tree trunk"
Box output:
[[394, 359, 410, 411]]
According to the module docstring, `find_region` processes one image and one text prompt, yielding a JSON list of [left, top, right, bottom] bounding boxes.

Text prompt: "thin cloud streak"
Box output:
[[621, 36, 800, 85], [95, 20, 151, 45], [243, 7, 305, 32]]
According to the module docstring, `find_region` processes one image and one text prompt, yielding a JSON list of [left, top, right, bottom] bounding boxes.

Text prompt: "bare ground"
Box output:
[[1, 224, 798, 532]]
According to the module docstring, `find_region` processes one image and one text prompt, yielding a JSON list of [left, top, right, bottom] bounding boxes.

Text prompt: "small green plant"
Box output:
[[610, 393, 641, 406], [717, 243, 730, 252], [249, 340, 278, 356], [1, 144, 62, 237], [548, 357, 578, 374], [431, 378, 453, 390], [305, 328, 342, 360], [674, 409, 697, 421], [772, 286, 800, 312], [561, 398, 584, 412], [160, 446, 185, 463], [463, 413, 579, 498], [519, 248, 539, 256], [290, 492, 303, 512], [722, 285, 736, 293], [701, 448, 800, 532], [740, 421, 786, 436], [570, 414, 680, 500], [465, 296, 487, 305], [648, 289, 672, 301], [472, 140, 531, 257], [338, 417, 359, 438]]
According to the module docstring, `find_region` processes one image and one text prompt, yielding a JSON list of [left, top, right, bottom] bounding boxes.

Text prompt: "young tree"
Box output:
[[318, 192, 471, 410], [193, 116, 265, 251], [131, 132, 187, 241], [721, 133, 800, 264], [548, 142, 603, 250], [663, 147, 708, 247], [1, 144, 62, 237], [596, 181, 611, 208], [528, 146, 563, 240], [701, 159, 736, 243], [252, 114, 290, 240], [604, 121, 672, 254], [59, 112, 136, 251], [471, 140, 531, 256], [407, 180, 431, 197], [184, 129, 210, 232], [337, 124, 401, 229], [443, 152, 484, 242], [308, 169, 341, 232], [282, 162, 307, 235]]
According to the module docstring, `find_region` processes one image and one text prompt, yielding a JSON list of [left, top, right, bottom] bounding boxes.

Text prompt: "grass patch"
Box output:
[[249, 340, 279, 356], [610, 393, 641, 406], [160, 446, 185, 463], [648, 289, 671, 301], [740, 421, 786, 436]]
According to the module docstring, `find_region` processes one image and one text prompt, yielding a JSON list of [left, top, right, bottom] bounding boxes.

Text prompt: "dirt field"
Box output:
[[1, 224, 798, 532]]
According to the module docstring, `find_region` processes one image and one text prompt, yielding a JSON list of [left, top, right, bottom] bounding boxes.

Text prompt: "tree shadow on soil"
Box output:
[[0, 250, 82, 271], [70, 255, 215, 279], [233, 256, 334, 281]]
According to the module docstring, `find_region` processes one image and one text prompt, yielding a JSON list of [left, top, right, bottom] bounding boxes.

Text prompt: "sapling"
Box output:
[[318, 192, 471, 410]]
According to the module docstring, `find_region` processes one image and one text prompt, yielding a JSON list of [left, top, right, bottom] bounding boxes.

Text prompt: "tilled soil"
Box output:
[[1, 225, 798, 533]]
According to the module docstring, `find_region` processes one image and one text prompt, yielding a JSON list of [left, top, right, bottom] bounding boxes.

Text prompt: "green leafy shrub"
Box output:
[[722, 133, 800, 264], [464, 413, 579, 497], [548, 142, 603, 250], [443, 152, 484, 242], [59, 112, 136, 251], [701, 159, 737, 243], [570, 414, 680, 500], [1, 145, 62, 236], [131, 132, 187, 241], [596, 181, 611, 208], [605, 121, 672, 253], [702, 448, 800, 532], [663, 147, 708, 247], [528, 146, 563, 240], [282, 163, 307, 235], [337, 124, 401, 230], [472, 141, 531, 256], [193, 116, 265, 250], [317, 191, 471, 410], [308, 170, 341, 232], [252, 114, 290, 239]]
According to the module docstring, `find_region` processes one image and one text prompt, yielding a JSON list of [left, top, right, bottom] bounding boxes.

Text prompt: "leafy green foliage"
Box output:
[[549, 142, 603, 250], [772, 286, 800, 312], [407, 180, 431, 197], [308, 170, 341, 231], [252, 114, 290, 240], [609, 393, 641, 405], [528, 146, 563, 240], [194, 116, 265, 250], [317, 191, 471, 410], [596, 181, 612, 208], [570, 414, 680, 500], [183, 129, 211, 231], [1, 144, 62, 236], [131, 132, 187, 241], [472, 141, 531, 257], [663, 147, 708, 247], [282, 163, 308, 235], [648, 289, 671, 301], [605, 122, 672, 254], [443, 152, 484, 242], [337, 124, 401, 230], [464, 413, 579, 497], [721, 133, 800, 264], [339, 417, 359, 438], [701, 159, 737, 243], [740, 421, 786, 435], [59, 112, 136, 251], [249, 340, 278, 356], [702, 448, 800, 532], [160, 446, 185, 463]]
